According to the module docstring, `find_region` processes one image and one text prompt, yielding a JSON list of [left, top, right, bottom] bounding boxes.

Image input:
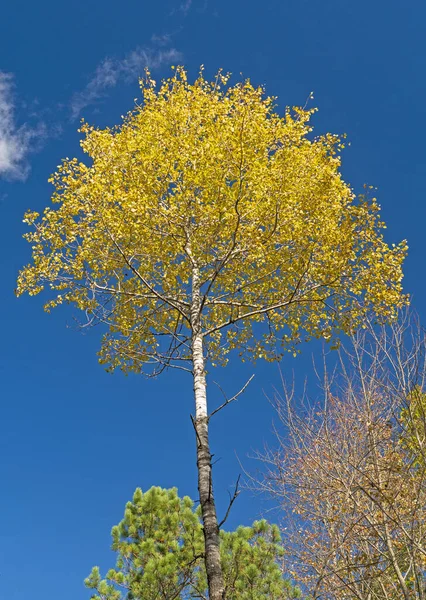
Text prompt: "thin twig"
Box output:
[[209, 374, 255, 419], [190, 414, 202, 448], [218, 475, 241, 529]]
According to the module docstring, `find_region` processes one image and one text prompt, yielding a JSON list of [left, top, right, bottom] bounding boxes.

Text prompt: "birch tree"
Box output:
[[16, 67, 407, 599]]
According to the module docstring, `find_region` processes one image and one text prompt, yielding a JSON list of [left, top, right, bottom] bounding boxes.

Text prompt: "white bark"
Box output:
[[191, 265, 225, 600]]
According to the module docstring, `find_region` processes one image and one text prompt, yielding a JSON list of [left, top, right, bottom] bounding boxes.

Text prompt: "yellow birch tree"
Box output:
[[16, 67, 407, 600]]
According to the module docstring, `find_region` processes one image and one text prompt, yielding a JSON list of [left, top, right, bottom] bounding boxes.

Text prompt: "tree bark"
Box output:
[[191, 266, 225, 600]]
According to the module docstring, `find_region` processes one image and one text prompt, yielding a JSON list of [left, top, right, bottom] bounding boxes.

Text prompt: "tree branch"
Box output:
[[190, 414, 202, 448], [106, 228, 191, 324], [203, 276, 342, 339], [209, 375, 255, 419], [218, 475, 241, 529]]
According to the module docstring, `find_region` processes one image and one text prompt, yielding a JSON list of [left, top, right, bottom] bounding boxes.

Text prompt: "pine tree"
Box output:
[[85, 487, 301, 600]]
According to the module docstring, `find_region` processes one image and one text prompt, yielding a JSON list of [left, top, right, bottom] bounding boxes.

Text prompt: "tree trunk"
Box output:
[[191, 266, 225, 600]]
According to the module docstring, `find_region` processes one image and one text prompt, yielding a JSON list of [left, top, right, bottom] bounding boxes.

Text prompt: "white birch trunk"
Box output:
[[191, 265, 225, 600]]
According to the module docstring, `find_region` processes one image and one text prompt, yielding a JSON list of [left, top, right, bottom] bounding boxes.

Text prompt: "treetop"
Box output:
[[17, 67, 408, 374]]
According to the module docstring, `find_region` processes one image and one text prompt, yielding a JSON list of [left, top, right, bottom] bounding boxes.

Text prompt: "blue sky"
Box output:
[[1, 1, 425, 598]]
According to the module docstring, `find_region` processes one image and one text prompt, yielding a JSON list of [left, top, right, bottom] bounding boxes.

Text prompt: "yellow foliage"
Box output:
[[17, 67, 408, 373]]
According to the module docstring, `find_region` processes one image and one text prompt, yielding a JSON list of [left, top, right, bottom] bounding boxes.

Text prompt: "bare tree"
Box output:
[[254, 314, 426, 599]]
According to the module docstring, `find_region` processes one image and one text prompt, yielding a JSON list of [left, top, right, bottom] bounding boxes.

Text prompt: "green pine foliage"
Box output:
[[220, 521, 300, 599], [85, 486, 301, 599]]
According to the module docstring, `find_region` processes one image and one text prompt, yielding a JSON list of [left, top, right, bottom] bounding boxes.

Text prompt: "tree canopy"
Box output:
[[17, 67, 407, 374]]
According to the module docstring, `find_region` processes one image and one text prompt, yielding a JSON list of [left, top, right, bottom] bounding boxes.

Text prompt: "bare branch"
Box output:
[[190, 414, 202, 448], [209, 375, 255, 419], [218, 475, 241, 529]]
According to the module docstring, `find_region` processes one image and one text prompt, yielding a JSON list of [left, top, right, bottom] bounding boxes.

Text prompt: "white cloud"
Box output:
[[70, 46, 182, 119], [0, 72, 45, 181]]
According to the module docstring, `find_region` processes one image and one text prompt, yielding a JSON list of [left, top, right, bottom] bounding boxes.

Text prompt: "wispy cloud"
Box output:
[[179, 0, 193, 15], [0, 72, 46, 181], [150, 33, 172, 46], [70, 46, 182, 120], [169, 0, 194, 17]]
